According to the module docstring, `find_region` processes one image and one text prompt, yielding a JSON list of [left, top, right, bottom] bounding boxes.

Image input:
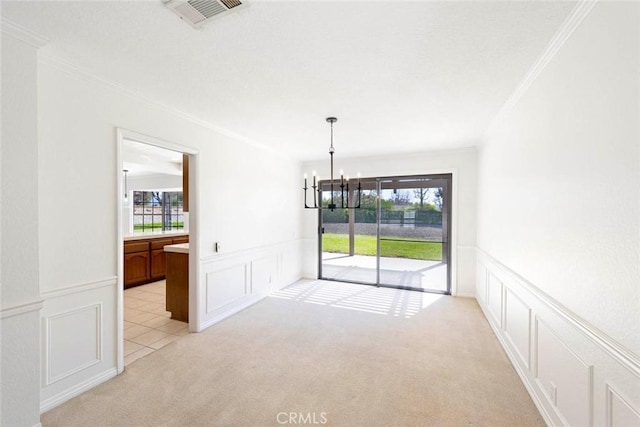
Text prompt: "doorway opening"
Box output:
[[319, 174, 451, 294], [116, 129, 198, 373]]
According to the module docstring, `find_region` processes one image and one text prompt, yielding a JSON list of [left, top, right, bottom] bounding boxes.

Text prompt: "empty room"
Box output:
[[1, 0, 638, 426]]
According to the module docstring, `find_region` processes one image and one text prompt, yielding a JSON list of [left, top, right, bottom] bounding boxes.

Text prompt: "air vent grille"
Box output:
[[220, 0, 242, 9], [165, 0, 245, 28], [188, 0, 228, 19]]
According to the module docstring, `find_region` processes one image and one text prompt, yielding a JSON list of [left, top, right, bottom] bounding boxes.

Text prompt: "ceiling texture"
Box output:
[[2, 1, 576, 161]]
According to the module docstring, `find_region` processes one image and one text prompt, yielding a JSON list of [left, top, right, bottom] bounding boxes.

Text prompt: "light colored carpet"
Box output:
[[42, 280, 544, 426]]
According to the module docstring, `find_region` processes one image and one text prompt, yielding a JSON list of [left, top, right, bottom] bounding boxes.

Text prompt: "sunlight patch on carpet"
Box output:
[[271, 280, 442, 318]]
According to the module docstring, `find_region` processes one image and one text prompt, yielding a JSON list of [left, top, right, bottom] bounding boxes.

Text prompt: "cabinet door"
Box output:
[[150, 249, 167, 280], [124, 251, 150, 288]]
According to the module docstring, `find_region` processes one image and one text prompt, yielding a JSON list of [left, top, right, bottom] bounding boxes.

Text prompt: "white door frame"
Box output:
[[115, 128, 199, 374]]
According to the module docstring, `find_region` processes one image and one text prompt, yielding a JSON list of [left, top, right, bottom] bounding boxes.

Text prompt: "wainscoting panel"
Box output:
[[476, 262, 487, 303], [205, 264, 247, 313], [607, 384, 640, 426], [487, 272, 503, 327], [40, 278, 117, 413], [251, 255, 276, 295], [535, 318, 592, 426], [45, 303, 102, 385], [476, 250, 640, 427], [504, 289, 531, 369], [198, 239, 303, 331]]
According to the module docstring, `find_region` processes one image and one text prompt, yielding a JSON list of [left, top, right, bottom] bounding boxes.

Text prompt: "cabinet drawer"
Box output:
[[151, 239, 173, 250], [124, 241, 149, 254], [173, 236, 189, 244]]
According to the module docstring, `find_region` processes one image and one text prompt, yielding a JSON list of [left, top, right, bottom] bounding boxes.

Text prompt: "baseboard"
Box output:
[[476, 248, 640, 426], [40, 367, 117, 413], [453, 292, 475, 299], [197, 274, 303, 332], [198, 292, 269, 331]]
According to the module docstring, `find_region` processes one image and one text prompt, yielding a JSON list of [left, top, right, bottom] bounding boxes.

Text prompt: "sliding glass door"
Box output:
[[320, 179, 378, 284], [319, 174, 451, 294]]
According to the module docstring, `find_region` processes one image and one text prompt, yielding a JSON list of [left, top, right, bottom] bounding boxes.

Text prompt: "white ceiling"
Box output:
[[122, 138, 183, 177], [2, 0, 576, 161]]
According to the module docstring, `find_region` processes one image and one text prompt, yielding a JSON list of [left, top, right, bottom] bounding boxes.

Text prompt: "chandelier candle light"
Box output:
[[303, 117, 361, 211]]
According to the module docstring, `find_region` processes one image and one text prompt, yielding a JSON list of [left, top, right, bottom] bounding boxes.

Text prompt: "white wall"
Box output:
[[38, 58, 302, 286], [34, 53, 303, 411], [301, 148, 477, 296], [476, 2, 639, 425], [0, 24, 44, 427], [478, 0, 639, 357]]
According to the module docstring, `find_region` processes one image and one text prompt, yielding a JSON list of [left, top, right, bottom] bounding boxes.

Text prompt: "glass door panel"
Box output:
[[320, 180, 378, 284], [378, 177, 449, 293]]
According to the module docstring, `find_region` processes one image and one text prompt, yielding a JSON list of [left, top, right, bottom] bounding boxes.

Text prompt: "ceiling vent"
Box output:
[[164, 0, 245, 28]]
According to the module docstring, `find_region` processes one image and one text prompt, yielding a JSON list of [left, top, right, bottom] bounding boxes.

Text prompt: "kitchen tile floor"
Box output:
[[124, 280, 189, 366]]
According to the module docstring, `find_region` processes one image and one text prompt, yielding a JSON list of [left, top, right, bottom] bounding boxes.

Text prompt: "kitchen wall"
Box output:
[[301, 148, 477, 296], [127, 173, 182, 192], [475, 2, 640, 425], [33, 51, 303, 412]]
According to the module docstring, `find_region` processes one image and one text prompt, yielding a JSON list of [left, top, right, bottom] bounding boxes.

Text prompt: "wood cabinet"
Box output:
[[124, 241, 150, 288], [172, 236, 189, 245], [182, 154, 189, 213], [166, 250, 189, 322], [124, 235, 188, 288], [124, 252, 150, 287], [150, 239, 173, 280]]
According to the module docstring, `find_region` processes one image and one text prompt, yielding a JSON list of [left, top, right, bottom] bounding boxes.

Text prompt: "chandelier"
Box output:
[[303, 117, 361, 211]]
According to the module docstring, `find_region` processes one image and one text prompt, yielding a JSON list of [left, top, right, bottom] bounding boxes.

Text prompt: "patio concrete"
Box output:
[[321, 252, 448, 292]]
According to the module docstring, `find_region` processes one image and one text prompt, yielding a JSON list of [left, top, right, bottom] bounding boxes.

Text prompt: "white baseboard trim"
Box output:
[[40, 367, 117, 414], [454, 292, 475, 299], [197, 274, 303, 332], [198, 292, 269, 332]]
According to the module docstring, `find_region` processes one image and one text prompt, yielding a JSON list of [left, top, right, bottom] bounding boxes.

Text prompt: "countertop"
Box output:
[[124, 231, 188, 241], [164, 243, 189, 254]]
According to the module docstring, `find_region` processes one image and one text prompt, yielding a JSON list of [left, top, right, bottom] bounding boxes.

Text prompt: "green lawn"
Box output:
[[133, 222, 183, 231], [322, 233, 442, 261]]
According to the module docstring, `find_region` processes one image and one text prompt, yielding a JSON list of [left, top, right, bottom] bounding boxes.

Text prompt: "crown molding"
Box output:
[[484, 0, 599, 139], [1, 18, 49, 48], [38, 53, 294, 160]]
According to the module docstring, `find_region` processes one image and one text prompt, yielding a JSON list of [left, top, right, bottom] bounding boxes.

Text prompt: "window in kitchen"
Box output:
[[132, 191, 184, 232]]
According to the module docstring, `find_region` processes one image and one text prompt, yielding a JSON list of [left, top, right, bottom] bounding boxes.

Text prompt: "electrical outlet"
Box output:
[[214, 242, 221, 252]]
